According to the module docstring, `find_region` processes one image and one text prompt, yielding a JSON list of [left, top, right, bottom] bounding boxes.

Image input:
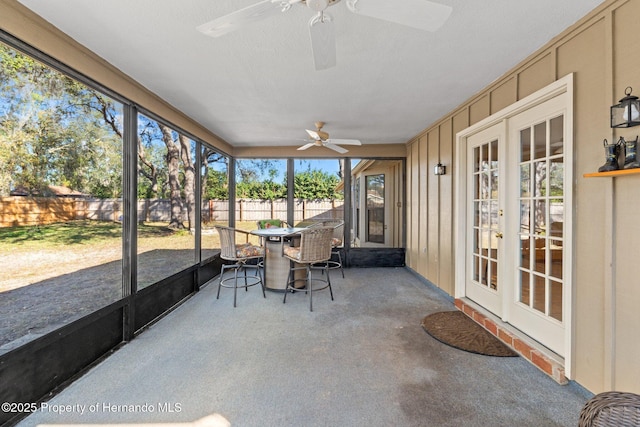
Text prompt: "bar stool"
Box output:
[[282, 226, 334, 311], [320, 219, 345, 278], [215, 226, 265, 307]]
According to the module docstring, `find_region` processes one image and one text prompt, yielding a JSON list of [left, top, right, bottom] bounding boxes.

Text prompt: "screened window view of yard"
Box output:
[[0, 39, 403, 355], [0, 41, 353, 352]]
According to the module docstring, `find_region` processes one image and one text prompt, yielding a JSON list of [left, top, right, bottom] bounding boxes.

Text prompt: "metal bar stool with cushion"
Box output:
[[578, 391, 640, 426], [215, 225, 265, 307], [282, 226, 334, 311], [320, 219, 345, 278]]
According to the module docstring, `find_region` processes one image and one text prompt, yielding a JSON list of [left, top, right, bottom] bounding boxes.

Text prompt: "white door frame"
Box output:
[[355, 165, 394, 247], [454, 73, 574, 377]]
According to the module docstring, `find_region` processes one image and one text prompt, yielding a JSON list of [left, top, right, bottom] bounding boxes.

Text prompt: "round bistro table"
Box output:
[[250, 227, 306, 291]]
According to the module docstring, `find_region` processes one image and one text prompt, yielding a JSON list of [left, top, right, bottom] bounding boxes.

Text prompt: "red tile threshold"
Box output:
[[454, 298, 567, 385]]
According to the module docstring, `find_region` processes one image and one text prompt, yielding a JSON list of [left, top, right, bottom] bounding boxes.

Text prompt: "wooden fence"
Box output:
[[0, 197, 344, 227]]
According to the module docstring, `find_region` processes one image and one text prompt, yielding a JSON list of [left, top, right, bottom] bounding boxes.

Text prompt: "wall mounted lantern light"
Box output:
[[611, 86, 640, 128], [434, 162, 446, 176]]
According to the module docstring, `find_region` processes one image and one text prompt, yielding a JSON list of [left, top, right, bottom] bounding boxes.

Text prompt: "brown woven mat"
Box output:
[[421, 311, 518, 357]]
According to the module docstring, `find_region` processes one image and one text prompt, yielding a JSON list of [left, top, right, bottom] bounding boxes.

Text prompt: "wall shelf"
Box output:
[[583, 168, 640, 178]]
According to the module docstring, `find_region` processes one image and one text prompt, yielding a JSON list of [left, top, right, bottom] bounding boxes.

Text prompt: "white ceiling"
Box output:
[[18, 0, 603, 150]]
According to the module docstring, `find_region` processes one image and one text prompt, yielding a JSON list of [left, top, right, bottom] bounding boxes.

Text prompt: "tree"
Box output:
[[201, 148, 228, 200], [179, 134, 196, 230], [294, 169, 342, 199], [159, 124, 184, 230], [0, 44, 123, 198]]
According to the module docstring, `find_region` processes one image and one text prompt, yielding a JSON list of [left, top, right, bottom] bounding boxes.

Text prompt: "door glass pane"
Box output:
[[366, 174, 384, 244], [534, 122, 547, 159], [518, 114, 565, 320], [533, 274, 546, 313], [550, 158, 564, 197], [490, 201, 499, 228], [489, 259, 498, 290], [490, 170, 499, 197], [550, 280, 563, 321], [473, 146, 480, 171], [520, 128, 531, 162], [533, 161, 547, 197], [520, 238, 531, 270], [520, 164, 531, 197], [481, 144, 489, 169], [473, 255, 480, 281], [549, 239, 563, 280], [471, 139, 499, 291], [533, 200, 546, 235], [550, 116, 564, 155], [534, 239, 546, 274], [519, 201, 530, 234], [490, 139, 499, 168], [520, 270, 531, 304]]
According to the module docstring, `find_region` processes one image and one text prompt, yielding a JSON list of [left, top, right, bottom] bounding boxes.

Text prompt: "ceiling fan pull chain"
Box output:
[[309, 11, 333, 27], [277, 1, 292, 12], [276, 0, 302, 13]]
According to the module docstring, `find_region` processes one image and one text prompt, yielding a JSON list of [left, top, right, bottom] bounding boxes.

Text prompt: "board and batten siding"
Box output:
[[405, 0, 640, 394]]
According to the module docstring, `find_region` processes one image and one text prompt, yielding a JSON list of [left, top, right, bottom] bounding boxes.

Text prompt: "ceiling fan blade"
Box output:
[[298, 142, 316, 151], [309, 14, 337, 70], [197, 0, 291, 37], [327, 138, 361, 146], [324, 143, 349, 154], [346, 0, 452, 32], [305, 129, 322, 140]]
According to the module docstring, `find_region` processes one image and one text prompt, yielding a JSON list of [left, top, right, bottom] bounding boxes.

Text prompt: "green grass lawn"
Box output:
[[0, 220, 262, 252], [0, 220, 188, 250]]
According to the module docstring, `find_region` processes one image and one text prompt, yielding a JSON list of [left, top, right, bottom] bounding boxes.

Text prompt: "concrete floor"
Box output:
[[19, 267, 591, 427]]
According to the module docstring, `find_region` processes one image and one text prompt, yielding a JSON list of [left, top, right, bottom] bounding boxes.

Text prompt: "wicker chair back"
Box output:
[[296, 226, 334, 264]]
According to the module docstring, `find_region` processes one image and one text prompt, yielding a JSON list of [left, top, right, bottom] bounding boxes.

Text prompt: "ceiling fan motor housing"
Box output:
[[317, 130, 329, 140]]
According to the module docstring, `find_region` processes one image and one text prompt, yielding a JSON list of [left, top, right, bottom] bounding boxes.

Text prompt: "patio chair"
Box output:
[[311, 219, 345, 277], [282, 226, 334, 311], [215, 225, 265, 307], [578, 391, 640, 427]]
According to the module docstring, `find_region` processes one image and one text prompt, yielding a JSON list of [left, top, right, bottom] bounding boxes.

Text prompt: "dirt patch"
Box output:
[[0, 233, 219, 353]]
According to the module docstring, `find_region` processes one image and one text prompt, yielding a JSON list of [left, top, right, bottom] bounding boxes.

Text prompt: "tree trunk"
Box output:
[[179, 134, 196, 230], [159, 124, 184, 230]]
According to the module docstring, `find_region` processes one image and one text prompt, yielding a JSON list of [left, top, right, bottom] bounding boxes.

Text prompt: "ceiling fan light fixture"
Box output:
[[306, 0, 330, 12]]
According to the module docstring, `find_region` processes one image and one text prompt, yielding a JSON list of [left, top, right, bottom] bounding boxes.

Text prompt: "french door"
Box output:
[[459, 81, 572, 358], [465, 124, 505, 317], [505, 96, 568, 356]]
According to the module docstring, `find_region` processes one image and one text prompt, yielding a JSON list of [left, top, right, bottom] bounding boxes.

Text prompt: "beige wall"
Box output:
[[405, 0, 640, 394]]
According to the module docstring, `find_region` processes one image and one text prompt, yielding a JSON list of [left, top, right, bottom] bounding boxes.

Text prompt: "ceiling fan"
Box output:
[[298, 121, 361, 153], [197, 0, 452, 70]]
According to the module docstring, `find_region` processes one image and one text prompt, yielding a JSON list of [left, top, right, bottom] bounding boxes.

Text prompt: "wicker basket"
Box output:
[[578, 391, 640, 427]]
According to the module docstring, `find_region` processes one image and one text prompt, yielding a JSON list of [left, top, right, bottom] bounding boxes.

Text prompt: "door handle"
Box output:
[[496, 232, 503, 239]]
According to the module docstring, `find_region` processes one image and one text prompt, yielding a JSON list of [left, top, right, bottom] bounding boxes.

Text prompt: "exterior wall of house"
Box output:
[[406, 0, 640, 394]]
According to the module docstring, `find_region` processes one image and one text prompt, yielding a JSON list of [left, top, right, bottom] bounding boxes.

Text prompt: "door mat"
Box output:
[[421, 311, 518, 357]]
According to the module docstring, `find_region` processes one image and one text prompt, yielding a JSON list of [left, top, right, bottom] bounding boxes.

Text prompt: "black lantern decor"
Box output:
[[611, 86, 640, 128]]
